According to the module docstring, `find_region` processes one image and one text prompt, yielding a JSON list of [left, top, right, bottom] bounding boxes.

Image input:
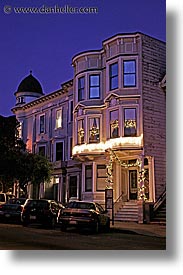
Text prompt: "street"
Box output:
[[0, 223, 166, 250]]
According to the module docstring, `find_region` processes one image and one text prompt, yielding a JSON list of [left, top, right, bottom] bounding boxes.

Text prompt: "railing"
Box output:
[[153, 188, 166, 213], [114, 192, 123, 205]]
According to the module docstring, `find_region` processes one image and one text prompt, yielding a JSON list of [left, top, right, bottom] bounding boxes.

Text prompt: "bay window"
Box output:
[[123, 60, 136, 87], [89, 117, 100, 143], [77, 119, 85, 144], [78, 76, 85, 101], [124, 108, 137, 137], [109, 63, 118, 90], [110, 109, 119, 138], [89, 75, 100, 99]]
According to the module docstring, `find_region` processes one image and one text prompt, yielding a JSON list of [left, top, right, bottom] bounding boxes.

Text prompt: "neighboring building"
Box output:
[[12, 32, 166, 222]]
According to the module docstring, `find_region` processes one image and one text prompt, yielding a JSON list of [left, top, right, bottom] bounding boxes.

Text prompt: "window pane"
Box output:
[[110, 63, 118, 76], [110, 77, 118, 90], [110, 110, 119, 138], [124, 108, 137, 137], [78, 77, 85, 101], [124, 75, 136, 86], [97, 165, 107, 191], [56, 109, 62, 128], [40, 115, 45, 133], [89, 118, 100, 143], [124, 61, 135, 73], [78, 77, 85, 88], [90, 75, 99, 86], [39, 146, 45, 156], [77, 119, 84, 144], [90, 87, 100, 98], [56, 142, 63, 161], [85, 165, 92, 192], [110, 63, 118, 90], [123, 60, 136, 87]]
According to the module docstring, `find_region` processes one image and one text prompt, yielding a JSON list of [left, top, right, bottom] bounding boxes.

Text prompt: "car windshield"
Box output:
[[1, 204, 21, 211], [25, 200, 49, 209], [0, 194, 5, 202], [67, 202, 95, 210]]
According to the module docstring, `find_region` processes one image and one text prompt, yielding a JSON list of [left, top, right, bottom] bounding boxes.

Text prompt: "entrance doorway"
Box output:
[[129, 170, 138, 200]]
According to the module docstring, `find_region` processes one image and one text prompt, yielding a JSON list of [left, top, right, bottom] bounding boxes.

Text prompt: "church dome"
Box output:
[[17, 71, 43, 94]]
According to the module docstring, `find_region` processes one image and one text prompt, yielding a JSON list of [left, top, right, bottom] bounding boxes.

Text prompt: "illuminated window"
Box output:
[[40, 115, 45, 133], [78, 76, 85, 101], [110, 110, 119, 138], [89, 117, 100, 143], [89, 75, 100, 99], [123, 60, 136, 87], [109, 63, 118, 90], [96, 165, 107, 191], [56, 109, 62, 129], [124, 108, 137, 137], [85, 165, 92, 192], [77, 119, 85, 145], [17, 122, 22, 139]]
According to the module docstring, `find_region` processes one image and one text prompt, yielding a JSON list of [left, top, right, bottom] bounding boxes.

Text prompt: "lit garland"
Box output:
[[106, 148, 147, 200]]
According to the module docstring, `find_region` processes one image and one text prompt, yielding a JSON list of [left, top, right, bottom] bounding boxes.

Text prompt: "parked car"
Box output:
[[7, 197, 27, 207], [0, 203, 22, 224], [0, 193, 16, 205], [57, 201, 110, 233], [21, 199, 64, 229]]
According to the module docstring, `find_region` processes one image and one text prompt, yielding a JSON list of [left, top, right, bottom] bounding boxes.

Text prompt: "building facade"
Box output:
[[12, 32, 166, 222]]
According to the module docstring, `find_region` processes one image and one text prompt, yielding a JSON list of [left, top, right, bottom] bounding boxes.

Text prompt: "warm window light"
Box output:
[[72, 134, 143, 155]]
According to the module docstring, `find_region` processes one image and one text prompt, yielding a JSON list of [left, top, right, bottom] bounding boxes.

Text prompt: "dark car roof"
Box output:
[[67, 201, 96, 210]]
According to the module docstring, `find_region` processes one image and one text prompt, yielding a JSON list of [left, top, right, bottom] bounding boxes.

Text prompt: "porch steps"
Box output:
[[114, 202, 138, 222], [150, 199, 166, 224]]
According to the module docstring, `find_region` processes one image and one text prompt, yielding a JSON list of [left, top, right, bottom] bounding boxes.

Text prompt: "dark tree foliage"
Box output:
[[0, 115, 52, 193]]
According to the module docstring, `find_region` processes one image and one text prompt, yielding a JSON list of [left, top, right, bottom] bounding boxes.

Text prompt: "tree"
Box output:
[[0, 115, 52, 195]]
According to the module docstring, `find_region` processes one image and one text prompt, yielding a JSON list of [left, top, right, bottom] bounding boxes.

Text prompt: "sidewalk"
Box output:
[[111, 221, 166, 238]]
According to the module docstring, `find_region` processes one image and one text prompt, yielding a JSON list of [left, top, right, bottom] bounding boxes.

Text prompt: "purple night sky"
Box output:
[[0, 0, 166, 117]]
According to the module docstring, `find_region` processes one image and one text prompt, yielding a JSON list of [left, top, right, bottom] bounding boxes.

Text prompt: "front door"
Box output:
[[129, 170, 138, 200]]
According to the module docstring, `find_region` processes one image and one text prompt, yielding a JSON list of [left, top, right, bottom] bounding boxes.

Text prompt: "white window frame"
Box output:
[[39, 114, 45, 134], [87, 114, 102, 144], [55, 108, 63, 129], [121, 56, 139, 89]]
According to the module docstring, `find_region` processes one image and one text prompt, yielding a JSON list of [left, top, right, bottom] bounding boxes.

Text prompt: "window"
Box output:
[[124, 108, 137, 137], [40, 115, 45, 133], [38, 146, 46, 156], [109, 63, 118, 90], [129, 170, 137, 200], [17, 121, 23, 139], [69, 101, 73, 122], [89, 75, 100, 99], [77, 119, 85, 145], [123, 60, 136, 87], [78, 76, 85, 101], [97, 165, 107, 191], [85, 165, 92, 192], [69, 137, 73, 159], [89, 118, 100, 143], [110, 110, 119, 138], [56, 142, 64, 161], [56, 109, 62, 129], [69, 176, 77, 198]]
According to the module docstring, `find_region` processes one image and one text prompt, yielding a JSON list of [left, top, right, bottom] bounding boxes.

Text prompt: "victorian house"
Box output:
[[12, 32, 166, 223]]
